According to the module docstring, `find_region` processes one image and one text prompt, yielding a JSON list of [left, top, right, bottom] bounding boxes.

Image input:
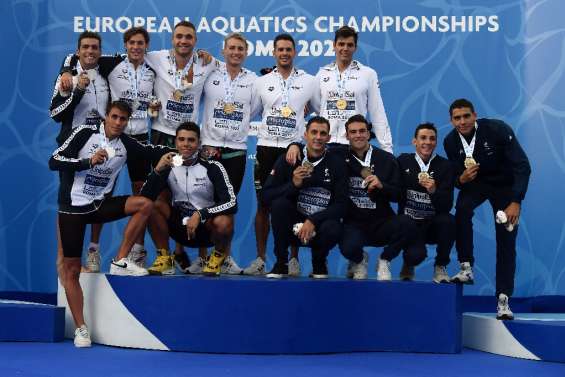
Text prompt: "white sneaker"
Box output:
[[376, 258, 392, 281], [399, 263, 415, 281], [109, 257, 149, 276], [221, 256, 243, 275], [349, 252, 368, 280], [433, 265, 450, 284], [497, 293, 514, 320], [450, 262, 474, 284], [129, 248, 147, 268], [288, 257, 301, 277], [188, 256, 207, 274], [74, 325, 91, 348], [243, 257, 266, 276], [85, 248, 100, 273]]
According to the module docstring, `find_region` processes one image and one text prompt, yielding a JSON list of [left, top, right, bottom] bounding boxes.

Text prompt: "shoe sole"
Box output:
[[74, 341, 92, 348], [266, 273, 285, 279], [377, 277, 392, 281], [202, 271, 220, 276], [310, 274, 328, 279], [496, 314, 514, 320], [148, 268, 175, 276], [450, 278, 474, 285], [433, 279, 451, 284]]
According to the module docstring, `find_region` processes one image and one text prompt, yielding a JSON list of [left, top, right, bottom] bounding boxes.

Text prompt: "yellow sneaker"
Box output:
[[202, 250, 225, 276], [147, 249, 175, 275]]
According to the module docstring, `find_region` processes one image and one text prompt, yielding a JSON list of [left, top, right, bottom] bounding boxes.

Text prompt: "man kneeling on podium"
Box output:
[[143, 122, 237, 277], [262, 116, 347, 278]]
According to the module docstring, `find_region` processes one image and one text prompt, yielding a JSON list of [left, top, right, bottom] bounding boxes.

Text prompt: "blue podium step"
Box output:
[[463, 313, 565, 363], [0, 300, 64, 342], [58, 274, 462, 354]]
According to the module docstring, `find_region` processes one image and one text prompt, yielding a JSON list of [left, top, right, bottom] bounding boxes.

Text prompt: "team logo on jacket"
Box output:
[[268, 86, 274, 91], [323, 77, 330, 82], [213, 80, 220, 85]]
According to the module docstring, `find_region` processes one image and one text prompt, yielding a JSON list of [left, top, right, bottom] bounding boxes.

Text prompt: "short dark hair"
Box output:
[[106, 100, 132, 118], [449, 98, 475, 117], [174, 21, 196, 33], [123, 27, 149, 44], [335, 26, 358, 46], [274, 33, 295, 49], [345, 114, 375, 139], [77, 31, 101, 50], [345, 114, 370, 132], [306, 116, 330, 132], [414, 122, 437, 138], [176, 122, 200, 139]]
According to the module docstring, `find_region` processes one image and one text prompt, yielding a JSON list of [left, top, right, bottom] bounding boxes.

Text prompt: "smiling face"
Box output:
[[345, 121, 370, 153], [175, 129, 199, 158], [304, 121, 330, 155], [172, 25, 196, 58], [104, 107, 130, 139], [223, 36, 247, 68], [334, 36, 356, 67], [450, 107, 477, 137], [77, 37, 101, 70], [273, 39, 295, 70], [125, 33, 147, 65], [413, 128, 437, 160]]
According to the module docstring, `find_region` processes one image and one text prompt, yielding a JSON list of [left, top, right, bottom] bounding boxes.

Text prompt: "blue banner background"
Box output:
[[0, 0, 563, 295]]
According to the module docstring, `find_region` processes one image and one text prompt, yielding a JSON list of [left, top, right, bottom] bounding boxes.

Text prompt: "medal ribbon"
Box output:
[[170, 50, 195, 92], [221, 66, 244, 104], [275, 67, 296, 107], [352, 145, 373, 167], [302, 145, 326, 168], [125, 58, 149, 102], [414, 153, 436, 173], [458, 123, 478, 158], [334, 61, 354, 99]]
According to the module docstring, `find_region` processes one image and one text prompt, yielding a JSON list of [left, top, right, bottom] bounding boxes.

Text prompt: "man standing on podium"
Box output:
[[444, 98, 531, 320]]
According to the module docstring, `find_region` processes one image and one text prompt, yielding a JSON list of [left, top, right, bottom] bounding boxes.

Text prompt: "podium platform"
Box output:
[[57, 274, 462, 354], [463, 313, 565, 363], [0, 300, 64, 342]]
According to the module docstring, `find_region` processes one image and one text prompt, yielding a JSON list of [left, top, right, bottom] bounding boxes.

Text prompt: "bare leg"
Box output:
[[56, 215, 65, 282], [90, 223, 103, 244], [114, 197, 153, 260], [132, 181, 146, 247], [147, 199, 171, 250], [209, 215, 234, 254], [254, 204, 269, 261], [62, 257, 85, 328]]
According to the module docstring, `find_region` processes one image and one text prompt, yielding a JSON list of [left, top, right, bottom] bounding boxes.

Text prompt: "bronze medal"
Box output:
[[464, 157, 477, 169], [336, 99, 347, 110], [173, 89, 183, 101], [281, 106, 293, 118], [302, 160, 314, 175], [360, 167, 372, 179], [223, 103, 235, 114]]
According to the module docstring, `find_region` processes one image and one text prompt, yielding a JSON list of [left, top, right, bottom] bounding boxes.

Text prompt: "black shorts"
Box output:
[[218, 148, 246, 195], [253, 146, 286, 193], [59, 196, 129, 258], [127, 133, 152, 183], [168, 207, 214, 248], [151, 129, 176, 148]]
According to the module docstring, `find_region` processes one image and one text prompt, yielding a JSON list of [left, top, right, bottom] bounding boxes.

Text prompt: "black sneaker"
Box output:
[[310, 260, 329, 279], [174, 252, 191, 274], [266, 262, 288, 279]]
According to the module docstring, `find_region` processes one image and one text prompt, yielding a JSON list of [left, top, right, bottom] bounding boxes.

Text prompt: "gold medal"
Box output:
[[223, 103, 235, 114], [464, 157, 477, 169], [173, 89, 183, 101], [336, 99, 347, 110], [281, 106, 293, 118], [418, 172, 430, 181], [360, 167, 373, 179]]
